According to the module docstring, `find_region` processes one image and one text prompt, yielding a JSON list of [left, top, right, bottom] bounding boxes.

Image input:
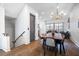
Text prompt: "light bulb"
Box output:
[[57, 6, 59, 9]]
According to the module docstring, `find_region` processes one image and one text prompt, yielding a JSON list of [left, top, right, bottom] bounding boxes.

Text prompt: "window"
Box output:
[[46, 22, 64, 32]]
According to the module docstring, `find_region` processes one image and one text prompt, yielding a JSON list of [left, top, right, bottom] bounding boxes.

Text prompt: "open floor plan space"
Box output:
[[0, 3, 79, 56]]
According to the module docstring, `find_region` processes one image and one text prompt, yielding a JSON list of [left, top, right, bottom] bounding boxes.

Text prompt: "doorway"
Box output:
[[30, 13, 35, 42], [5, 16, 15, 49]]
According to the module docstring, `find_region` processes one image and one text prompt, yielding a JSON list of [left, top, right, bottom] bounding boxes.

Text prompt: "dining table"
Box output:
[[40, 33, 65, 56]]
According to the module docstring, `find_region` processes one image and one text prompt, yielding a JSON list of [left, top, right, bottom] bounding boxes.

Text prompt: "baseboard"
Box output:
[[71, 38, 79, 47], [2, 49, 10, 52]]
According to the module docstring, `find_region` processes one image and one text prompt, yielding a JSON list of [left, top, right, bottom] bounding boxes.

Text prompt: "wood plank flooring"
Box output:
[[0, 39, 79, 56]]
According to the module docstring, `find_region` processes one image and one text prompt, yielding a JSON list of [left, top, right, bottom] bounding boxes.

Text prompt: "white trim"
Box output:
[[2, 49, 10, 52], [71, 38, 79, 47]]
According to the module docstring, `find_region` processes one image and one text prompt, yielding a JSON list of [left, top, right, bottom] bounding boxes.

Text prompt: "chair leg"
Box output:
[[43, 45, 45, 56], [44, 49, 45, 56], [55, 44, 58, 56], [47, 46, 49, 50], [60, 44, 62, 54], [62, 43, 65, 54]]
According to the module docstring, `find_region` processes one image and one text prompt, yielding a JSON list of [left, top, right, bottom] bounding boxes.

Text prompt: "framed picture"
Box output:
[[68, 17, 70, 29]]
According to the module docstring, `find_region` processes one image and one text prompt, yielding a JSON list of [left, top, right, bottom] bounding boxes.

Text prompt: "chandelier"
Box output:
[[50, 4, 67, 20]]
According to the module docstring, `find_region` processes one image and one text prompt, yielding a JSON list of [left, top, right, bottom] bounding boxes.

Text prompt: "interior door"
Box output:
[[30, 14, 35, 42]]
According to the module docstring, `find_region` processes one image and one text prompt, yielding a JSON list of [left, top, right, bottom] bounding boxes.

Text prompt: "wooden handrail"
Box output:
[[12, 31, 25, 48], [13, 31, 25, 43]]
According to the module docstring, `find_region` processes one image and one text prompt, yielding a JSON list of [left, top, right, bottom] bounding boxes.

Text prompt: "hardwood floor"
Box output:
[[0, 39, 79, 56], [64, 40, 79, 56]]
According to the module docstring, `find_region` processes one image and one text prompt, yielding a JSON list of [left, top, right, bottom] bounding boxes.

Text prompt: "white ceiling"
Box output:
[[1, 3, 25, 18], [27, 3, 75, 20], [0, 3, 76, 20]]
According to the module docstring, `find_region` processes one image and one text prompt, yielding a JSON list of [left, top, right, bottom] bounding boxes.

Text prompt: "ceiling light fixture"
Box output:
[[50, 3, 67, 20]]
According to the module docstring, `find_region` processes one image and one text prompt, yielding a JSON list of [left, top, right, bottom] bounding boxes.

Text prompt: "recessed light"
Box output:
[[63, 13, 67, 16], [50, 12, 54, 15], [57, 6, 59, 9]]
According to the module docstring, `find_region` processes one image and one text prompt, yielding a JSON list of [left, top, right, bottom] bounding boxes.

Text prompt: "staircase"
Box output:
[[12, 31, 25, 48]]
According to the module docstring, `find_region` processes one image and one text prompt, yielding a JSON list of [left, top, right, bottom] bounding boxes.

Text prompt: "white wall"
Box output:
[[39, 19, 46, 34], [0, 6, 10, 52], [15, 4, 39, 47], [2, 36, 10, 52], [0, 6, 5, 33], [0, 6, 5, 49], [70, 4, 79, 47]]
